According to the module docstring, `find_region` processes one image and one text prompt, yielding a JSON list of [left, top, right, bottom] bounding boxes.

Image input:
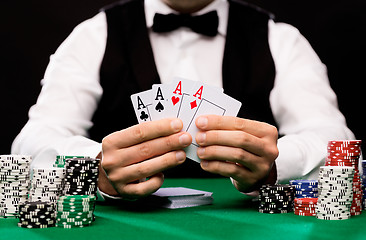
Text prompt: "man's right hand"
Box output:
[[98, 118, 192, 199]]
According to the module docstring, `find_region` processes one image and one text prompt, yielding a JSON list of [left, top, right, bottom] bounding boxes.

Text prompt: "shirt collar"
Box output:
[[145, 0, 228, 36]]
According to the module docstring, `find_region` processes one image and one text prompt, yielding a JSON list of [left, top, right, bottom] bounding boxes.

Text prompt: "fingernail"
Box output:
[[179, 133, 191, 146], [176, 151, 186, 162], [201, 160, 208, 168], [196, 117, 208, 128], [197, 147, 205, 157], [196, 132, 206, 144], [171, 119, 182, 131]]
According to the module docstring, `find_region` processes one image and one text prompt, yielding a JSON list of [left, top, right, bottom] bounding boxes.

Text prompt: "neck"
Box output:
[[162, 0, 215, 14]]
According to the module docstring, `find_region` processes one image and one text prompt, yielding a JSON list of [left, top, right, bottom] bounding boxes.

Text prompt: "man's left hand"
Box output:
[[195, 115, 279, 193]]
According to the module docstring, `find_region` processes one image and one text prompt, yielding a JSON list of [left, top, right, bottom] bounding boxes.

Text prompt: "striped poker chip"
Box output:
[[28, 167, 65, 203], [17, 201, 56, 228], [258, 184, 294, 214], [0, 155, 31, 217], [56, 195, 96, 228]]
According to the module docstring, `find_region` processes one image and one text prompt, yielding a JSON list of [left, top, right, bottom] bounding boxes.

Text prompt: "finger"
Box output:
[[107, 132, 191, 167], [196, 130, 265, 156], [107, 150, 186, 183], [200, 159, 255, 184], [197, 145, 262, 172], [103, 118, 183, 149], [196, 115, 277, 138], [119, 172, 164, 198]]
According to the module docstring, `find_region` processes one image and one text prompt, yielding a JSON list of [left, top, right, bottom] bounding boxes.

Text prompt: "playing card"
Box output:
[[169, 77, 196, 118], [145, 187, 213, 209], [183, 89, 242, 163], [130, 78, 242, 164], [150, 84, 173, 120], [130, 89, 153, 123], [179, 82, 224, 133]]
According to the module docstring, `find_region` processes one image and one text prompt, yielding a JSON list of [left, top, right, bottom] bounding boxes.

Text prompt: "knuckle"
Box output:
[[264, 123, 278, 139], [101, 155, 114, 170], [102, 135, 114, 149], [135, 164, 149, 178], [133, 125, 147, 141], [228, 164, 241, 177], [234, 117, 245, 130], [237, 132, 250, 145], [138, 142, 152, 159], [270, 146, 279, 159], [233, 149, 246, 162], [164, 136, 174, 149]]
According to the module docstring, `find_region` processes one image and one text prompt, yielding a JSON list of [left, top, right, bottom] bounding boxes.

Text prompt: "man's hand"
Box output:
[[195, 115, 279, 193], [98, 118, 192, 199]]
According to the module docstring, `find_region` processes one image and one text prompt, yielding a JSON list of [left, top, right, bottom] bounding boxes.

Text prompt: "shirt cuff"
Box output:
[[97, 187, 124, 201]]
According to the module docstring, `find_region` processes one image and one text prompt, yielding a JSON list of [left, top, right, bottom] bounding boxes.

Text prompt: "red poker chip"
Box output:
[[294, 208, 316, 212], [327, 154, 361, 158], [325, 162, 356, 167], [294, 211, 316, 216], [294, 198, 317, 205], [294, 204, 317, 208], [327, 156, 359, 160], [328, 140, 362, 145], [327, 146, 361, 150], [295, 207, 316, 212]]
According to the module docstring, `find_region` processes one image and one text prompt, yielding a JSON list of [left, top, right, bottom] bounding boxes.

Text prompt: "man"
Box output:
[[12, 0, 354, 200]]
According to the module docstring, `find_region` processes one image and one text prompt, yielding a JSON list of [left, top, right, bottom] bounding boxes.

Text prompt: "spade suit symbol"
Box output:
[[155, 102, 164, 112], [140, 111, 149, 121]]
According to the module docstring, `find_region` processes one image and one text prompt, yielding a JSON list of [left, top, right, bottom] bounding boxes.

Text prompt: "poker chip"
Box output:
[[361, 160, 366, 210], [56, 195, 96, 228], [0, 155, 31, 218], [17, 201, 56, 228], [258, 184, 294, 214], [293, 198, 317, 216], [289, 180, 318, 199], [28, 168, 65, 203], [324, 140, 363, 216], [316, 165, 355, 220], [63, 157, 100, 196]]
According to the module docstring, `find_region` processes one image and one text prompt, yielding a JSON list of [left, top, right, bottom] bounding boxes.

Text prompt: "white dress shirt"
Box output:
[[12, 0, 355, 184]]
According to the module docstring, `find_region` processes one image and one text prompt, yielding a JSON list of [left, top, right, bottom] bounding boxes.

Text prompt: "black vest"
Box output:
[[89, 0, 276, 177]]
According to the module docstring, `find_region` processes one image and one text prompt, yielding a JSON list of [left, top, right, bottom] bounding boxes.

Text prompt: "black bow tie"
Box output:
[[152, 10, 219, 37]]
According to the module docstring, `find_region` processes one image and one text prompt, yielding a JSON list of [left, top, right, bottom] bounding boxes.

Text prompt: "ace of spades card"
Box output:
[[150, 84, 173, 120]]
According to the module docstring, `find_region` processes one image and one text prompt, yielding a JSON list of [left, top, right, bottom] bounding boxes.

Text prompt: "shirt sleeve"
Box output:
[[11, 12, 108, 168], [267, 20, 355, 183]]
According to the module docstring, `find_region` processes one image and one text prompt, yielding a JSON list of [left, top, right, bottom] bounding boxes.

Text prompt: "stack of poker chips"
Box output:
[[28, 168, 65, 203], [56, 195, 96, 228], [362, 160, 366, 209], [316, 166, 354, 220], [326, 140, 362, 215], [18, 201, 56, 228], [0, 155, 31, 218], [63, 157, 100, 196], [289, 180, 318, 198], [258, 184, 294, 214], [294, 198, 317, 216]]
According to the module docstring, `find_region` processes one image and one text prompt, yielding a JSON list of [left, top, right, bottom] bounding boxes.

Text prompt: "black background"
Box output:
[[1, 0, 366, 154]]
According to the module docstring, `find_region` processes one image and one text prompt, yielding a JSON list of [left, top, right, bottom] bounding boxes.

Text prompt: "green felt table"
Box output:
[[1, 178, 365, 240]]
